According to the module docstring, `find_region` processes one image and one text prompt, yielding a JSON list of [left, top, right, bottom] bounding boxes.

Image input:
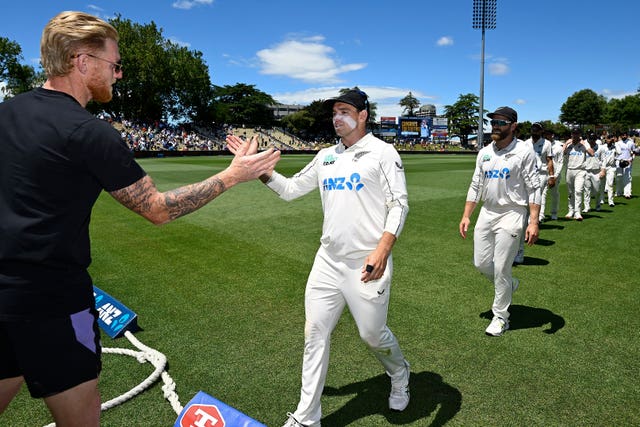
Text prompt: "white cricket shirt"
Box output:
[[525, 137, 553, 174], [265, 133, 409, 259], [466, 138, 541, 209]]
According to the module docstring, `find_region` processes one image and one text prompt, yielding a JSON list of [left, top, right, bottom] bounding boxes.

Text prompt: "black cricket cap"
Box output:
[[487, 106, 518, 123], [323, 90, 369, 112]]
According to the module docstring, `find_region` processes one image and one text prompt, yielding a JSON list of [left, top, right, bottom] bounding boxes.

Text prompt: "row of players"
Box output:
[[514, 125, 635, 264], [527, 125, 635, 222]]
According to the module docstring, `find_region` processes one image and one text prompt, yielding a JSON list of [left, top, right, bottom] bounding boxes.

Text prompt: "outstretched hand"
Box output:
[[224, 135, 280, 185], [226, 134, 259, 156]]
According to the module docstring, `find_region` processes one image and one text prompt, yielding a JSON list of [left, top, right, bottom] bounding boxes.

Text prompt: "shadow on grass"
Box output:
[[321, 371, 461, 426], [513, 256, 550, 266], [533, 238, 554, 246], [582, 213, 604, 220], [480, 304, 565, 334], [539, 223, 565, 230]]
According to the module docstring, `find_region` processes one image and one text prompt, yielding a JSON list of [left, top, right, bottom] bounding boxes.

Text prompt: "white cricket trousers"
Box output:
[[549, 171, 562, 217], [538, 172, 549, 219], [598, 167, 616, 205], [473, 206, 526, 320], [583, 169, 601, 211], [292, 246, 407, 425], [616, 165, 633, 197], [566, 168, 586, 215]]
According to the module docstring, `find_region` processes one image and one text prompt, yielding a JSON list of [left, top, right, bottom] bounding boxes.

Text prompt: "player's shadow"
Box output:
[[513, 256, 549, 266], [480, 304, 565, 334], [539, 223, 564, 231], [582, 212, 604, 220], [533, 238, 554, 246], [321, 371, 461, 426]]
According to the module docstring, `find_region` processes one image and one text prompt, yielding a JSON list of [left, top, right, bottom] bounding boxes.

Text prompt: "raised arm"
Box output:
[[109, 138, 280, 225]]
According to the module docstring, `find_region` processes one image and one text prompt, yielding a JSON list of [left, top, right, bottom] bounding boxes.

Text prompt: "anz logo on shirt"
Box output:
[[484, 168, 511, 179], [482, 155, 511, 180], [322, 173, 365, 191]]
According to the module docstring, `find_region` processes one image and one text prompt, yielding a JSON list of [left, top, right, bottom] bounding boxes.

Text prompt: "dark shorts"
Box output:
[[0, 307, 102, 398]]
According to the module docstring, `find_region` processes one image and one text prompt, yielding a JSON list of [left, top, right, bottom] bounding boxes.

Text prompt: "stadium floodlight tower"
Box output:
[[472, 0, 496, 147]]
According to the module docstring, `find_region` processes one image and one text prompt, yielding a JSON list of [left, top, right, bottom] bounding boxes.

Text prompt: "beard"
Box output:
[[87, 73, 113, 103], [491, 128, 511, 141]]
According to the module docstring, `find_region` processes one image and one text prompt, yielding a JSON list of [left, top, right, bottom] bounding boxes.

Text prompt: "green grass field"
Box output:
[[5, 154, 640, 426]]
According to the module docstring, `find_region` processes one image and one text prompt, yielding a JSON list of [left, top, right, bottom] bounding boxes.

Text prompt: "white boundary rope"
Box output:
[[44, 330, 182, 427]]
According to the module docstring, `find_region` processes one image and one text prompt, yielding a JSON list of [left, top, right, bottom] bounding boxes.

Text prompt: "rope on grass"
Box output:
[[43, 330, 183, 427]]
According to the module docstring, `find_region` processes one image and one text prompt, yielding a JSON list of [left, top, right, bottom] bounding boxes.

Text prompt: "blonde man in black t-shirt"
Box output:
[[0, 11, 280, 427]]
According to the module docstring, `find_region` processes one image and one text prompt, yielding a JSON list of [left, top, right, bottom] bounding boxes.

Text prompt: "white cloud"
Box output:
[[256, 36, 366, 84], [168, 37, 191, 48], [437, 36, 454, 47], [601, 89, 636, 99], [172, 0, 213, 10], [515, 99, 526, 105], [488, 61, 509, 75], [86, 4, 116, 21]]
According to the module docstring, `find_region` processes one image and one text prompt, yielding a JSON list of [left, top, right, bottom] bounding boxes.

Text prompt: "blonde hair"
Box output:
[[40, 11, 119, 77]]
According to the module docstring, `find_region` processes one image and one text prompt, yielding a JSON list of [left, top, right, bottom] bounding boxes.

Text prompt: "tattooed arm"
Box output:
[[109, 174, 228, 224], [109, 138, 280, 225]]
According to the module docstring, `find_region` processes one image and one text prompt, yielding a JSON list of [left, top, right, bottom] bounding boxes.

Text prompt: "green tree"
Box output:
[[102, 16, 212, 123], [444, 93, 481, 148], [399, 92, 420, 117], [559, 89, 607, 127], [604, 94, 640, 131], [280, 109, 314, 136], [166, 44, 213, 124], [0, 37, 43, 98], [211, 83, 275, 127]]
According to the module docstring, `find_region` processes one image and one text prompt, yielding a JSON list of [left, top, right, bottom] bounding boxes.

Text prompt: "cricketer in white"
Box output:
[[227, 89, 410, 427], [459, 106, 541, 337]]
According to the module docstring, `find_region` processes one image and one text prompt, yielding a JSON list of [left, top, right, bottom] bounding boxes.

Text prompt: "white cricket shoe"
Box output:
[[565, 212, 574, 219], [485, 316, 509, 336], [282, 413, 319, 427], [574, 213, 583, 221], [389, 360, 410, 411]]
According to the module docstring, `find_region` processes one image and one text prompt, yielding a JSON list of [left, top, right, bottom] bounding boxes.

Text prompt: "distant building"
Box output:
[[270, 103, 306, 119], [416, 104, 436, 118]]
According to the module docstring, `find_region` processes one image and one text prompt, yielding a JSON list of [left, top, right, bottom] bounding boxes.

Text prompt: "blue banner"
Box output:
[[175, 391, 266, 427], [93, 285, 138, 338]]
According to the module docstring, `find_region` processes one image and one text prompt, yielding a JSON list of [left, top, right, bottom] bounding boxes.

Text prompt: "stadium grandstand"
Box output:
[[109, 117, 327, 154]]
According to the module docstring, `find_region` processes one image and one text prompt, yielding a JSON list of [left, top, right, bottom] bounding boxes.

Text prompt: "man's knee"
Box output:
[[44, 379, 100, 427]]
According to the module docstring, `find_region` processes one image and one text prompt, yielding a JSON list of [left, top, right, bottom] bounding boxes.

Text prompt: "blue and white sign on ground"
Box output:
[[175, 391, 266, 427], [93, 285, 138, 338]]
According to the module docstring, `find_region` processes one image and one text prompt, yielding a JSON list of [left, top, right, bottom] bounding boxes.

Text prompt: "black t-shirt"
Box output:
[[0, 88, 145, 320]]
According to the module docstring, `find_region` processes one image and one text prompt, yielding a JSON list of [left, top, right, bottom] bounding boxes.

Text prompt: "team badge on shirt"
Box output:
[[482, 154, 492, 162], [323, 154, 337, 166], [353, 151, 370, 162]]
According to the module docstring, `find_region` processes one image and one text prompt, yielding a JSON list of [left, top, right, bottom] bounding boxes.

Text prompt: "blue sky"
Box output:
[[3, 0, 639, 124]]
